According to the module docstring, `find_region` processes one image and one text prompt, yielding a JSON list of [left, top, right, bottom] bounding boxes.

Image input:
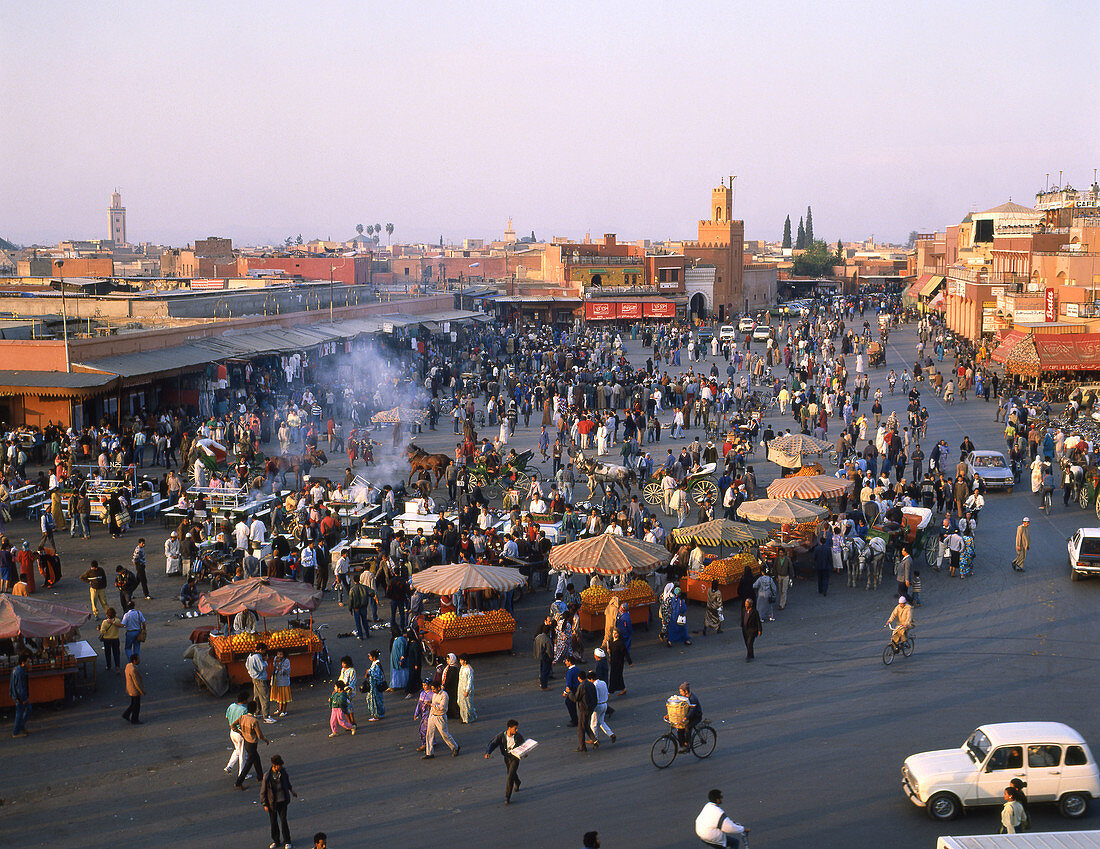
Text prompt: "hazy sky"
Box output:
[[3, 1, 1097, 248]]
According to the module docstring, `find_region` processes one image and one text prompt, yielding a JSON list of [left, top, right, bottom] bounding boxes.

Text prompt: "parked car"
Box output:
[[696, 327, 714, 343], [719, 325, 737, 342], [737, 316, 755, 334], [903, 722, 1100, 821], [1067, 528, 1100, 581], [752, 324, 772, 342], [963, 450, 1014, 491]]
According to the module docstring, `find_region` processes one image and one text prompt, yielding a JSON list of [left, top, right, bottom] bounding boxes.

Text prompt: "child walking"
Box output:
[[328, 682, 356, 737], [270, 650, 291, 717]]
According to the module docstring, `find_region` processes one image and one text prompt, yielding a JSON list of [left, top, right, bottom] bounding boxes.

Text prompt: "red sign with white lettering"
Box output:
[[643, 301, 676, 318], [585, 302, 615, 320], [1045, 288, 1057, 322], [617, 302, 642, 319]]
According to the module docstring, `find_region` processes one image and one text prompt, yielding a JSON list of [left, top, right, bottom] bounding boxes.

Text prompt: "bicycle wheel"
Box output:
[[650, 733, 679, 769], [882, 643, 896, 666], [901, 636, 915, 657], [691, 724, 717, 759]]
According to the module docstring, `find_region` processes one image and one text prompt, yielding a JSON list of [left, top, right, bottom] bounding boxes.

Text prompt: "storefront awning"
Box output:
[[919, 275, 945, 298], [1005, 333, 1100, 376], [0, 370, 121, 398]]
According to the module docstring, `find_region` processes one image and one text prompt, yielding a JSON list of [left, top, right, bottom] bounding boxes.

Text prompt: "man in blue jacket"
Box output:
[[10, 652, 30, 737]]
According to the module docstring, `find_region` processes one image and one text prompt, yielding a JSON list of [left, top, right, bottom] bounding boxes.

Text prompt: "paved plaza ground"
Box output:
[[2, 321, 1099, 849]]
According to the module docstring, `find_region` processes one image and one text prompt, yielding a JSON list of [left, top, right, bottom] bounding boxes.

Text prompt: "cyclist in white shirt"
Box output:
[[695, 789, 748, 847]]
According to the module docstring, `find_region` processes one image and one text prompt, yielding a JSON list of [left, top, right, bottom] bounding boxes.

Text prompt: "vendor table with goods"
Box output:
[[0, 652, 78, 707], [208, 628, 321, 685], [419, 610, 516, 661], [576, 580, 656, 633], [681, 552, 760, 603]]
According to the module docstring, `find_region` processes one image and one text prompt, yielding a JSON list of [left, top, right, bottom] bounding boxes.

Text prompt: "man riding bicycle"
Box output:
[[667, 681, 702, 752], [887, 595, 913, 652], [696, 788, 749, 848]]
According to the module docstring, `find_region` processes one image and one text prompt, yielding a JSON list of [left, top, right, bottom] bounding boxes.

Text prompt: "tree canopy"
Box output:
[[792, 240, 837, 277], [782, 215, 792, 249]]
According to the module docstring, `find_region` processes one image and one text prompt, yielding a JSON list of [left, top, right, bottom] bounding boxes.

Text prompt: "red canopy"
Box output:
[[198, 577, 321, 617], [0, 595, 90, 639], [1020, 334, 1100, 373], [991, 329, 1027, 364]]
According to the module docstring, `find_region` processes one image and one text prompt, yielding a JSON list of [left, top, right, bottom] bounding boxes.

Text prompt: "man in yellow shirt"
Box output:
[[887, 595, 913, 652]]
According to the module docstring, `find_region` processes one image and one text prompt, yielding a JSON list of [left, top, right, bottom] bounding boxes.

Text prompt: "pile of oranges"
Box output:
[[580, 578, 656, 611], [696, 552, 758, 584], [209, 629, 319, 660], [427, 610, 516, 639]]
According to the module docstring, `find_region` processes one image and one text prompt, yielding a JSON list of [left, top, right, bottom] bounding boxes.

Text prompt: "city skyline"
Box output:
[[3, 0, 1096, 247]]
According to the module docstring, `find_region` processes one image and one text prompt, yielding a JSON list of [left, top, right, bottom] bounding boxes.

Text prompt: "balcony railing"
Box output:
[[566, 254, 644, 266]]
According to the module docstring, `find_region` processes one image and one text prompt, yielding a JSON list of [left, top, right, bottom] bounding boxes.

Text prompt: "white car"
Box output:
[[719, 325, 737, 342], [902, 722, 1100, 821], [963, 450, 1014, 491], [1068, 528, 1100, 581], [737, 316, 755, 334], [752, 324, 772, 342]]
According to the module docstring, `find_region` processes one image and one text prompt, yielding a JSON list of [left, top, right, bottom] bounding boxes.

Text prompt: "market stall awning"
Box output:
[[409, 562, 526, 594], [670, 519, 768, 548], [737, 498, 828, 524], [548, 535, 670, 575], [371, 405, 428, 424], [766, 475, 854, 500], [919, 275, 945, 298], [79, 343, 223, 380], [198, 577, 321, 617], [0, 595, 91, 639]]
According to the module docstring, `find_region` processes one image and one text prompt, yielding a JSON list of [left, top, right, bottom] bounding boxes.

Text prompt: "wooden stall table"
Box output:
[[576, 581, 656, 633], [0, 655, 77, 707], [680, 552, 761, 603], [420, 610, 516, 663], [66, 639, 98, 692], [208, 630, 321, 686]]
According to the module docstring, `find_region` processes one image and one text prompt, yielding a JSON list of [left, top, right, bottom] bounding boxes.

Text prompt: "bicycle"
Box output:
[[1041, 487, 1053, 515], [882, 624, 915, 666], [313, 622, 332, 680], [650, 718, 717, 769]]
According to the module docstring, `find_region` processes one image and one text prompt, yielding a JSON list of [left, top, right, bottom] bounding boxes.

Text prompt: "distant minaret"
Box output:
[[109, 189, 127, 246], [504, 217, 517, 244]]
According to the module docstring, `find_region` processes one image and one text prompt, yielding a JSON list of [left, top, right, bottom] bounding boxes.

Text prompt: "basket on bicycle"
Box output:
[[666, 695, 690, 729]]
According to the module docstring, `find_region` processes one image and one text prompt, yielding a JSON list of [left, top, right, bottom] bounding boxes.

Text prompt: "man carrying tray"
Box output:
[[484, 718, 536, 805]]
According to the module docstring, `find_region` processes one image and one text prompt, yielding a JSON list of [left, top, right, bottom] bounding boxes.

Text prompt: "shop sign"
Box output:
[[1045, 288, 1057, 322], [643, 301, 675, 318], [585, 302, 615, 320], [617, 302, 642, 319]]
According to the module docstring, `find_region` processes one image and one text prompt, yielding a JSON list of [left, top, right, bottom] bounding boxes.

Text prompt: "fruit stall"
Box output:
[[577, 580, 656, 633], [421, 610, 516, 660], [0, 596, 90, 707], [208, 629, 322, 685], [681, 552, 760, 603]]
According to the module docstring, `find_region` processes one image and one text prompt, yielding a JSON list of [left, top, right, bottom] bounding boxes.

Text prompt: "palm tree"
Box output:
[[356, 223, 364, 236], [385, 222, 394, 244], [374, 224, 381, 240], [366, 225, 374, 238]]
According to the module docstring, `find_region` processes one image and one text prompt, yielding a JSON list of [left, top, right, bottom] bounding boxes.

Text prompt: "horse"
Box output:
[[406, 444, 452, 490], [572, 449, 637, 499]]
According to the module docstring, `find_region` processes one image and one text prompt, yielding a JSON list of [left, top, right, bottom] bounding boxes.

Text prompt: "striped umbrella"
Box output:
[[671, 519, 768, 549], [766, 475, 853, 500], [549, 535, 669, 576], [737, 497, 828, 523], [409, 562, 526, 595], [371, 405, 428, 424]]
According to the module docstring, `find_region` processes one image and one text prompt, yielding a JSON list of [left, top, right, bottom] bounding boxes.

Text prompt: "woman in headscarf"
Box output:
[[553, 606, 574, 664], [608, 627, 629, 695], [389, 626, 409, 691], [457, 654, 476, 723], [442, 653, 460, 719], [602, 595, 621, 649], [658, 581, 676, 643], [365, 649, 385, 720], [737, 565, 756, 611], [412, 679, 432, 751], [615, 601, 633, 657], [665, 587, 692, 647], [754, 570, 777, 622], [703, 580, 724, 636]]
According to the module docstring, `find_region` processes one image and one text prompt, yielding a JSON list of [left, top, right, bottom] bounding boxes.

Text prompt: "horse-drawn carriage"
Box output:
[[467, 449, 535, 500], [641, 462, 719, 507], [867, 505, 939, 567], [867, 341, 885, 367]]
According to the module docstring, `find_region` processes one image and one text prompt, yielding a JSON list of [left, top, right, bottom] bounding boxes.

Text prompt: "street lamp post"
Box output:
[[329, 264, 334, 324], [56, 260, 71, 372]]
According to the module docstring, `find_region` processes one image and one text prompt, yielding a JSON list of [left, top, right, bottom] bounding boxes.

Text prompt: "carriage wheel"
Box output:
[[1080, 488, 1091, 510], [511, 471, 531, 494], [922, 530, 939, 566], [1094, 494, 1100, 521], [828, 450, 840, 467], [690, 479, 719, 505], [470, 472, 488, 489], [485, 478, 504, 501], [643, 481, 663, 505]]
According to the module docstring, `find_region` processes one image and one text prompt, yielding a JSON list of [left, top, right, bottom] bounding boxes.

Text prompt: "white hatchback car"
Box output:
[[903, 722, 1100, 821], [737, 316, 755, 334], [719, 325, 737, 342]]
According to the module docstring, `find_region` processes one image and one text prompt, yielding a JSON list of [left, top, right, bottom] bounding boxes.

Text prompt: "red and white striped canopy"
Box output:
[[409, 562, 526, 595], [549, 535, 669, 575]]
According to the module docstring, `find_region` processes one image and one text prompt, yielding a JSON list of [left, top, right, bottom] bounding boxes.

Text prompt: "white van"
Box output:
[[903, 722, 1100, 821], [737, 316, 755, 334], [719, 325, 736, 343]]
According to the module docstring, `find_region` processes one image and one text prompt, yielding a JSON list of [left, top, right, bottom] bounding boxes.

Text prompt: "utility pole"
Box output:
[[56, 260, 71, 372], [329, 263, 334, 324]]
